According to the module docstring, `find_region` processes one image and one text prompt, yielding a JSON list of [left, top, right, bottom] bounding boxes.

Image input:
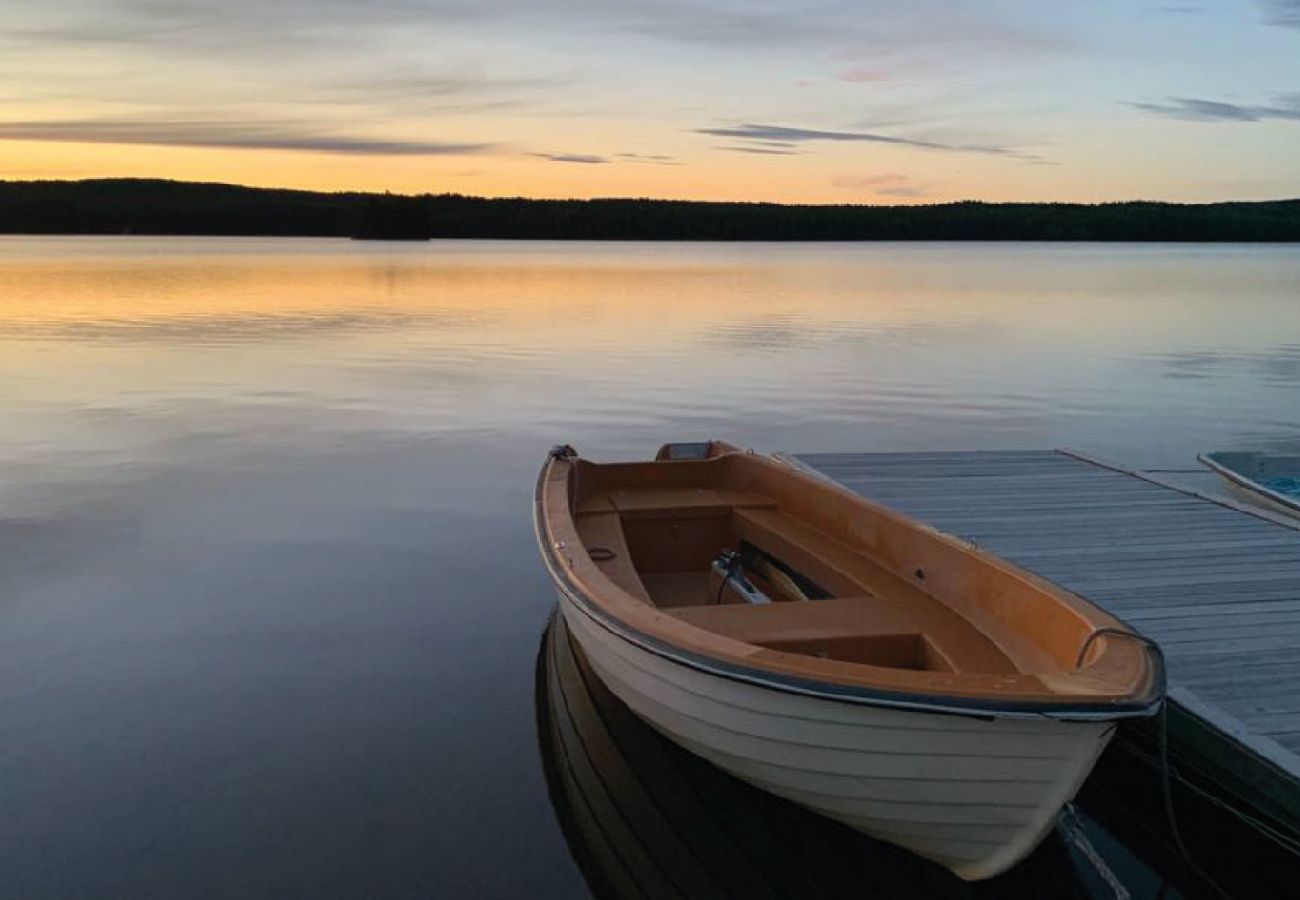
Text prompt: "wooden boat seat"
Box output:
[[670, 597, 916, 643], [575, 512, 652, 604], [670, 598, 963, 673], [734, 507, 899, 596], [732, 509, 1022, 674]]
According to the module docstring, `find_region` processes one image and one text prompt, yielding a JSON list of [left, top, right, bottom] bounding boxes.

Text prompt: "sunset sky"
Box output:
[[2, 0, 1298, 203]]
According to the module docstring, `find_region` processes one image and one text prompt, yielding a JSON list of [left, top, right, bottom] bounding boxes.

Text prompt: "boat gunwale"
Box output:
[[535, 449, 1164, 722]]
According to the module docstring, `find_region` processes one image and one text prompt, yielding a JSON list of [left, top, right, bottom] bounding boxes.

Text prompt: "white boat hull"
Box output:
[[1200, 451, 1300, 520], [1219, 477, 1300, 519], [558, 591, 1116, 881]]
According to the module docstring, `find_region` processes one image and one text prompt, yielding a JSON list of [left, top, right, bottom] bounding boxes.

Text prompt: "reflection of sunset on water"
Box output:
[[3, 237, 1299, 466], [1, 237, 1295, 350]]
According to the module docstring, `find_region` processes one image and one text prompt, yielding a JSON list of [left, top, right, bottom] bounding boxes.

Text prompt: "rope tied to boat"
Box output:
[[1059, 803, 1131, 900]]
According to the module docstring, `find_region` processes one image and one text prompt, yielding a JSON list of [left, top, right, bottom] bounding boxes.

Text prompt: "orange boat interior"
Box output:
[[545, 442, 1157, 703]]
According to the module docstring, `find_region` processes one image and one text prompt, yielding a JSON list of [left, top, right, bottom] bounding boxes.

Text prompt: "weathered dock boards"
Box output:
[[784, 448, 1300, 845]]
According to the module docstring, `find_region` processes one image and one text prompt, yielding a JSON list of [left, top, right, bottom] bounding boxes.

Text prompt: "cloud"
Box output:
[[528, 152, 609, 163], [1259, 0, 1300, 27], [599, 1, 842, 48], [530, 150, 686, 165], [0, 1, 1075, 179], [0, 1, 802, 56], [615, 152, 683, 165], [718, 145, 801, 155], [1, 0, 1076, 61], [323, 68, 562, 107], [694, 122, 1041, 160], [697, 122, 940, 148], [0, 118, 494, 155], [1129, 95, 1300, 122], [832, 172, 927, 197]]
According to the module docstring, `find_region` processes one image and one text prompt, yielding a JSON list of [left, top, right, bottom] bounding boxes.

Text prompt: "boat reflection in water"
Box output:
[[537, 610, 1191, 900]]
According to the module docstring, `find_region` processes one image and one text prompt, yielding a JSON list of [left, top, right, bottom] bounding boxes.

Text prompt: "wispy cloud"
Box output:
[[0, 0, 1061, 56], [1129, 95, 1300, 122], [0, 0, 1070, 181], [528, 151, 609, 163], [694, 122, 1042, 160], [1259, 0, 1300, 27], [324, 68, 563, 107], [599, 1, 841, 48], [718, 145, 801, 155], [832, 172, 927, 197], [0, 0, 1077, 70], [615, 152, 683, 165], [0, 118, 495, 154]]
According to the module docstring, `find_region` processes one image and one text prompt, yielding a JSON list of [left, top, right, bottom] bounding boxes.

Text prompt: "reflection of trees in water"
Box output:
[[535, 610, 1114, 900]]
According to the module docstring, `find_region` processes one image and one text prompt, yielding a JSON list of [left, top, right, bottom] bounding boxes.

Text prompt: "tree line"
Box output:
[[2, 178, 1298, 241]]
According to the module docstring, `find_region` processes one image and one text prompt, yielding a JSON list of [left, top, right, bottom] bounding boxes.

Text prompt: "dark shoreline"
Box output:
[[3, 178, 1299, 242]]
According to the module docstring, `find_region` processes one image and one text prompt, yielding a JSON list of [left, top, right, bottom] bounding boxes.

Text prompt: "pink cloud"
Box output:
[[833, 173, 910, 188]]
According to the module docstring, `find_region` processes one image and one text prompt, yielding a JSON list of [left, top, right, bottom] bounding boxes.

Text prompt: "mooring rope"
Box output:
[[1072, 628, 1241, 899], [1060, 802, 1132, 899]]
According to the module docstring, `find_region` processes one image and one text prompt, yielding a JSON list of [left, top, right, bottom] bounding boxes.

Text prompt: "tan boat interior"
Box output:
[[547, 443, 1157, 701]]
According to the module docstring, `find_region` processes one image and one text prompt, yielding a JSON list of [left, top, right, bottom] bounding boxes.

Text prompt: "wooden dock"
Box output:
[[783, 448, 1300, 878]]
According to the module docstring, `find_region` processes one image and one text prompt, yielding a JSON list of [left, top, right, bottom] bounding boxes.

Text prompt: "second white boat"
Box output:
[[1199, 450, 1300, 519]]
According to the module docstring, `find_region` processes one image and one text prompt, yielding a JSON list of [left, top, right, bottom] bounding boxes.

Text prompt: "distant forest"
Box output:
[[2, 178, 1299, 241]]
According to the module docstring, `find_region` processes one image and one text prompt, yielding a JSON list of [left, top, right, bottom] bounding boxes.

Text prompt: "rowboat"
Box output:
[[1198, 450, 1300, 520], [533, 441, 1164, 881]]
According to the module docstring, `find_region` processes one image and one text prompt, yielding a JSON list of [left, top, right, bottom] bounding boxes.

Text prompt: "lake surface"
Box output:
[[2, 237, 1297, 898]]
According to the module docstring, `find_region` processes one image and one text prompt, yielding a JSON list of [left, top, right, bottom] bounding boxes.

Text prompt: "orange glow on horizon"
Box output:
[[5, 132, 1282, 206]]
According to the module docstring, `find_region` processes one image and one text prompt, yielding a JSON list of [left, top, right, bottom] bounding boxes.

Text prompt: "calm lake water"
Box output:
[[2, 236, 1298, 898]]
